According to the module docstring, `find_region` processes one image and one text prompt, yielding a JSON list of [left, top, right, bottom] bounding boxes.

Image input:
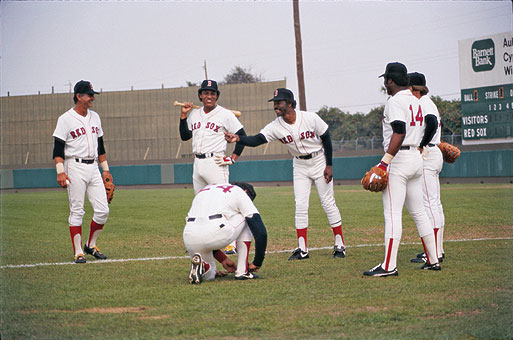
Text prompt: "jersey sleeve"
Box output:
[[312, 112, 329, 136], [95, 111, 104, 138], [52, 115, 69, 142], [259, 120, 278, 143], [220, 108, 243, 133], [386, 97, 407, 123], [421, 97, 440, 119], [235, 188, 259, 218]]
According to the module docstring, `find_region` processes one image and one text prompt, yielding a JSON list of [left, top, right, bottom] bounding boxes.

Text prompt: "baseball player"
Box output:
[[363, 63, 440, 277], [52, 80, 111, 264], [179, 79, 246, 254], [225, 88, 346, 260], [183, 182, 268, 284], [408, 72, 445, 264]]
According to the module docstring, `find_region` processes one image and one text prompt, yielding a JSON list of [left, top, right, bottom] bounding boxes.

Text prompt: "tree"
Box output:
[[222, 66, 261, 84], [431, 96, 461, 136], [186, 81, 197, 87]]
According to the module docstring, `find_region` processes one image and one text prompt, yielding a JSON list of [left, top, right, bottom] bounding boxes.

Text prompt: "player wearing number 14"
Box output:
[[363, 63, 440, 277]]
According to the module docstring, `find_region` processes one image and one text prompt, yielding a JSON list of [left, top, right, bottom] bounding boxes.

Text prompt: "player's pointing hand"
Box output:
[[224, 132, 239, 143]]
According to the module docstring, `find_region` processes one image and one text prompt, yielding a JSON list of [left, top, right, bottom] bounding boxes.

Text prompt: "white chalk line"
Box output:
[[1, 237, 511, 269]]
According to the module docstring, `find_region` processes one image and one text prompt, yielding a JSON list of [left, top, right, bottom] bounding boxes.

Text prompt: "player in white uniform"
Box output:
[[225, 88, 346, 260], [52, 80, 111, 264], [179, 80, 247, 254], [408, 72, 445, 264], [363, 63, 440, 277], [183, 182, 268, 284]]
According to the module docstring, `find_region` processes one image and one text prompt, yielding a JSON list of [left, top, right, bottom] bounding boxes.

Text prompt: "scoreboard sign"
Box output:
[[458, 32, 513, 144]]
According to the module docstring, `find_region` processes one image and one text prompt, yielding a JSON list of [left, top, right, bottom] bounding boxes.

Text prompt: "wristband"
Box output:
[[100, 161, 110, 172], [56, 163, 65, 174], [381, 153, 394, 165]]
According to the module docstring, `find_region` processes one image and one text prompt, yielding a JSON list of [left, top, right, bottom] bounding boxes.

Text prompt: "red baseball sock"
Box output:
[[296, 228, 308, 251], [331, 225, 345, 247], [69, 226, 82, 256], [86, 220, 104, 247]]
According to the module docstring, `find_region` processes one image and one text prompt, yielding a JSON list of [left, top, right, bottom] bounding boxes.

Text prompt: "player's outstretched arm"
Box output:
[[245, 213, 267, 268]]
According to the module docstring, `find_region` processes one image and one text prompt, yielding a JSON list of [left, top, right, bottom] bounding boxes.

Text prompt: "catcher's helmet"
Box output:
[[232, 182, 256, 201], [198, 79, 220, 101]]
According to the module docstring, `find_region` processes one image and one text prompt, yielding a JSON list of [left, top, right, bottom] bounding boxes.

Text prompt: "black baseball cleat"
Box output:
[[235, 272, 259, 280], [363, 263, 398, 277], [411, 253, 427, 263], [84, 244, 107, 260], [189, 253, 204, 284], [74, 254, 86, 264], [421, 262, 441, 271], [333, 245, 346, 258], [288, 248, 310, 260]]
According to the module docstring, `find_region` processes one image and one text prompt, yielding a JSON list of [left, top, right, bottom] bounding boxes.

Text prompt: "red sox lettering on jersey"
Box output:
[[260, 110, 327, 156], [187, 105, 242, 155]]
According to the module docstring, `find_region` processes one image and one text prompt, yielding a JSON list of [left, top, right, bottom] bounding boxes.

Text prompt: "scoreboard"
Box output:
[[461, 83, 513, 142], [458, 32, 513, 145]]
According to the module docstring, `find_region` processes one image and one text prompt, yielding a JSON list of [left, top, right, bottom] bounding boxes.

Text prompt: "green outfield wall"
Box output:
[[3, 150, 511, 189]]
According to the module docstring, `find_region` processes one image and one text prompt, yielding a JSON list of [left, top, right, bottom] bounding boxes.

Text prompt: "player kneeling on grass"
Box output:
[[183, 182, 267, 284]]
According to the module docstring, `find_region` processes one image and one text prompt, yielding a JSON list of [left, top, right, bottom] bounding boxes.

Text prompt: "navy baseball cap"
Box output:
[[198, 79, 219, 93], [379, 62, 408, 78], [268, 88, 295, 102], [408, 72, 426, 86], [74, 80, 100, 95]]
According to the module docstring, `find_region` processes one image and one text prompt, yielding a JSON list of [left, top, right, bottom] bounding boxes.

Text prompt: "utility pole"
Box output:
[[203, 60, 208, 80], [293, 0, 307, 111]]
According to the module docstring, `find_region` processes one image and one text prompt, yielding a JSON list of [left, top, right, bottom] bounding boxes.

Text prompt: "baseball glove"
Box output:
[[361, 166, 389, 192], [103, 174, 115, 203], [438, 141, 461, 163]]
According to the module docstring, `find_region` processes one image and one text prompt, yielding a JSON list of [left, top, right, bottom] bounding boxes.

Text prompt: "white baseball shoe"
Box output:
[[288, 248, 309, 260], [363, 263, 398, 277], [235, 271, 259, 280], [189, 253, 204, 284]]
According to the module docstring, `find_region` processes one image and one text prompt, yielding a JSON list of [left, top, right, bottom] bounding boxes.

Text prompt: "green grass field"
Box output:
[[1, 183, 512, 339]]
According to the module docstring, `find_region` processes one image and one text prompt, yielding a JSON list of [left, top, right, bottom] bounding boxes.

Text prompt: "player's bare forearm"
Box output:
[[230, 154, 239, 162], [324, 165, 333, 184], [54, 157, 70, 188], [386, 133, 405, 156]]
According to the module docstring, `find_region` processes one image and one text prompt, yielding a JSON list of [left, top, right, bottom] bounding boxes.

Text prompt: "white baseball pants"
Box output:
[[193, 156, 229, 194], [382, 148, 433, 240], [65, 159, 109, 227], [183, 214, 252, 280], [293, 153, 342, 230], [422, 145, 445, 257]]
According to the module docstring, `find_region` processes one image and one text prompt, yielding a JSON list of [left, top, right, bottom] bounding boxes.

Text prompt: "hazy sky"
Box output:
[[1, 0, 512, 114]]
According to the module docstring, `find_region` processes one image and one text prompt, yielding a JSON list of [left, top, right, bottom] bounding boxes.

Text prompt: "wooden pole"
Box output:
[[293, 0, 307, 111]]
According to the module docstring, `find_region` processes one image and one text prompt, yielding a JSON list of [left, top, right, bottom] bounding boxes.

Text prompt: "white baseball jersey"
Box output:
[[259, 110, 328, 157], [53, 108, 104, 159], [420, 95, 441, 145], [187, 183, 258, 220], [382, 89, 424, 150], [187, 105, 243, 154]]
